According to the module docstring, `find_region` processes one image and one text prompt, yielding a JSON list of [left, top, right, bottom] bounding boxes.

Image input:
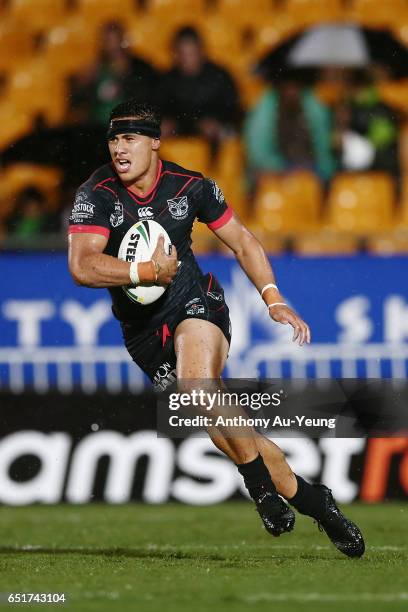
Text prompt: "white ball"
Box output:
[[118, 220, 171, 305]]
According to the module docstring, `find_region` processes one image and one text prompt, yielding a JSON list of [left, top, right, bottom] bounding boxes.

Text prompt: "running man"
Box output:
[[68, 100, 364, 557]]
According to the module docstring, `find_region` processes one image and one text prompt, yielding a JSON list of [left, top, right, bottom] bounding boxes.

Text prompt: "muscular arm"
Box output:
[[68, 233, 178, 288], [213, 214, 311, 345], [68, 233, 133, 287], [213, 214, 281, 296]]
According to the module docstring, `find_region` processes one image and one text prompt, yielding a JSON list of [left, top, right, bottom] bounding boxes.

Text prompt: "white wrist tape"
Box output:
[[261, 283, 278, 297], [268, 302, 287, 309], [129, 262, 139, 285]]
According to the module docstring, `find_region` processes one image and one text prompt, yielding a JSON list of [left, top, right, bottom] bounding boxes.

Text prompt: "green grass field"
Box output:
[[0, 503, 406, 612]]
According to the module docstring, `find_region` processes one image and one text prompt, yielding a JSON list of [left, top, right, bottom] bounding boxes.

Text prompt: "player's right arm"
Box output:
[[68, 233, 177, 288]]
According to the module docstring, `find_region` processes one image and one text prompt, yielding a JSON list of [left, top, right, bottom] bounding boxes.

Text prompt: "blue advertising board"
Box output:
[[1, 253, 407, 390]]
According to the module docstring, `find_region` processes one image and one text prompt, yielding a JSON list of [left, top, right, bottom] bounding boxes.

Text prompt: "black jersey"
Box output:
[[68, 159, 232, 327]]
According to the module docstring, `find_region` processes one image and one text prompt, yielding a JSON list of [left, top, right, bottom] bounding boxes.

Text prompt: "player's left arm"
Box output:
[[212, 213, 311, 345]]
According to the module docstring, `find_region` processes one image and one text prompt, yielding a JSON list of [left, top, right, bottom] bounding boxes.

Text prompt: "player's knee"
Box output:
[[256, 436, 286, 464]]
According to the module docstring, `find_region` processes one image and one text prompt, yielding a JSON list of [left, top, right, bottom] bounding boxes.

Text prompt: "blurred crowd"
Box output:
[[0, 17, 405, 247]]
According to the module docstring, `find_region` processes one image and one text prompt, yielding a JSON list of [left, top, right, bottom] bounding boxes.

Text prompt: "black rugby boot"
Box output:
[[314, 485, 365, 558], [255, 487, 296, 537]]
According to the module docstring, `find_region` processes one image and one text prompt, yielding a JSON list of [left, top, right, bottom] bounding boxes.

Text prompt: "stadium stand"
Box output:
[[366, 229, 408, 254], [294, 230, 360, 255], [254, 172, 322, 235], [159, 137, 211, 176], [285, 0, 343, 27], [326, 172, 395, 234], [346, 0, 407, 28], [1, 0, 408, 252], [0, 164, 62, 223], [5, 58, 66, 125], [3, 0, 68, 34], [42, 16, 99, 78], [75, 0, 137, 25], [0, 101, 33, 150]]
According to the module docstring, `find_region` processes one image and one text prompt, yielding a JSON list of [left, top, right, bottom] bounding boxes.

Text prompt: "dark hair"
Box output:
[[109, 100, 162, 127], [172, 26, 202, 47]]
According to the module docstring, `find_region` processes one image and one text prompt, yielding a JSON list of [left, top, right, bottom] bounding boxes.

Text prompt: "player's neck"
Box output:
[[126, 157, 161, 197]]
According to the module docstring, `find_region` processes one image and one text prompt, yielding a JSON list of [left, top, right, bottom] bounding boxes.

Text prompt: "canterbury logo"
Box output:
[[138, 207, 153, 218]]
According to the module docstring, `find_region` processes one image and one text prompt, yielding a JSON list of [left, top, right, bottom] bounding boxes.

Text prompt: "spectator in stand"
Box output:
[[5, 188, 56, 240], [333, 69, 400, 178], [156, 26, 241, 145], [69, 21, 158, 126], [244, 70, 336, 183]]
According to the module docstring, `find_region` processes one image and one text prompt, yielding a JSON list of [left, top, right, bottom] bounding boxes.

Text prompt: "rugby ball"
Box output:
[[118, 220, 171, 305]]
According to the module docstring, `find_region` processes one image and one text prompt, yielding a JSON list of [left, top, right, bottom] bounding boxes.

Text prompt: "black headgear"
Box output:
[[107, 119, 161, 140]]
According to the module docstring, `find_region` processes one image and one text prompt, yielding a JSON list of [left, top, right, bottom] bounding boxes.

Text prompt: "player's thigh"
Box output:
[[174, 318, 229, 378]]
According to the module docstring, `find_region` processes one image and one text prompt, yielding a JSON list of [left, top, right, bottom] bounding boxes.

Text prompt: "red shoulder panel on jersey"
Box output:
[[207, 206, 233, 230], [68, 225, 111, 238]]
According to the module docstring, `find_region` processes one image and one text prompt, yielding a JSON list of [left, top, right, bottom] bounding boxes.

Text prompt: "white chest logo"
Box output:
[[110, 201, 123, 227], [167, 196, 189, 220], [138, 206, 154, 219]]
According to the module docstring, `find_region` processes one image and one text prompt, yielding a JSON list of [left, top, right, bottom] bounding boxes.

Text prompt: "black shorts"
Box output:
[[121, 272, 231, 390]]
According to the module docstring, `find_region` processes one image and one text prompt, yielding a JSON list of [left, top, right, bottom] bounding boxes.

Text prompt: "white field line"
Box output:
[[243, 592, 408, 603], [16, 544, 407, 552]]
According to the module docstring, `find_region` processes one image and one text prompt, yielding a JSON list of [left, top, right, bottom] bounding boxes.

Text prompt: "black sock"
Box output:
[[237, 454, 277, 500], [288, 475, 325, 520]]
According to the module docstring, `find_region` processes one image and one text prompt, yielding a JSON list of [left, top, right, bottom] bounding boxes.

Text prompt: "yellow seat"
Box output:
[[294, 230, 359, 255], [286, 0, 343, 26], [76, 0, 137, 25], [0, 101, 33, 150], [327, 172, 395, 235], [213, 138, 248, 218], [43, 16, 99, 77], [148, 0, 206, 13], [0, 20, 33, 72], [215, 137, 245, 184], [190, 221, 217, 254], [367, 229, 408, 255], [378, 80, 408, 114], [0, 164, 62, 221], [159, 138, 211, 176], [217, 0, 274, 29], [126, 14, 175, 70], [7, 58, 66, 125], [5, 0, 67, 33], [347, 0, 406, 28], [397, 174, 408, 227], [200, 15, 242, 68], [255, 172, 322, 235], [254, 18, 300, 58], [244, 222, 285, 254]]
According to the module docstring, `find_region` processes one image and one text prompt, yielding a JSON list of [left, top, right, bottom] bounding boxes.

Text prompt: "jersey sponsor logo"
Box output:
[[185, 297, 200, 308], [70, 191, 95, 222], [207, 291, 223, 302], [124, 233, 140, 262], [110, 201, 124, 227], [186, 301, 205, 316], [138, 206, 154, 219], [167, 196, 189, 220], [153, 361, 177, 391], [208, 179, 225, 204]]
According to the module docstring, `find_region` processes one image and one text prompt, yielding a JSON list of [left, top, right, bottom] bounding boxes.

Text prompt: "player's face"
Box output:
[[108, 132, 158, 184]]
